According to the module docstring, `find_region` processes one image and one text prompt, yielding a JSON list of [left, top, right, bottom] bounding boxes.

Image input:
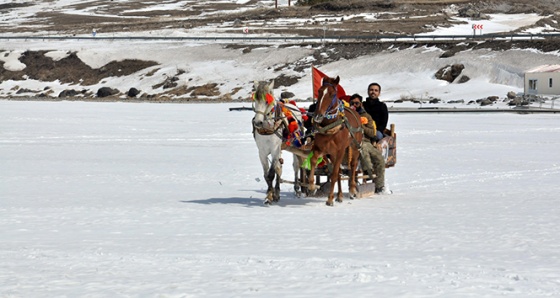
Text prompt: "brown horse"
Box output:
[[308, 76, 363, 206]]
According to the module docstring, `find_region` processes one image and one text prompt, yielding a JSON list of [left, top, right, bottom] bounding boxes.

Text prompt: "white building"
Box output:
[[524, 65, 560, 96]]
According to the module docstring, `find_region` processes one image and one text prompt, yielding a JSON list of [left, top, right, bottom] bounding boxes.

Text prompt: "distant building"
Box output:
[[524, 65, 560, 96]]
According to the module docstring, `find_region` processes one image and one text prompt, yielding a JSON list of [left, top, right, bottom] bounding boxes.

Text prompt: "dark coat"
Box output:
[[303, 102, 316, 131], [363, 97, 388, 133]]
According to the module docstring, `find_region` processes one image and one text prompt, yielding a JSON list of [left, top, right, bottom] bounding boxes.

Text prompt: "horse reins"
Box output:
[[253, 101, 285, 139], [314, 84, 362, 139]]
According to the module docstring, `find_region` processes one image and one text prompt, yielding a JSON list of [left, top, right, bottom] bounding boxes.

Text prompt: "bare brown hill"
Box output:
[[0, 51, 157, 86], [2, 0, 559, 37], [1, 0, 560, 101]]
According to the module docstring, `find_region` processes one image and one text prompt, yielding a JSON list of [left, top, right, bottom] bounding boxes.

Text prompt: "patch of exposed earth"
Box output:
[[2, 38, 560, 101], [1, 0, 560, 101], [2, 0, 559, 37]]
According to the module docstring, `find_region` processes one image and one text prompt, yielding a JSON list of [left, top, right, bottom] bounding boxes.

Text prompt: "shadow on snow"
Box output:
[[181, 190, 322, 207]]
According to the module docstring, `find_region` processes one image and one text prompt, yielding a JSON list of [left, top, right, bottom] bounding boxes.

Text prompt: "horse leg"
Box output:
[[327, 154, 344, 206], [273, 163, 281, 202], [272, 150, 283, 202], [336, 173, 343, 203], [274, 174, 281, 202], [259, 151, 275, 204], [301, 168, 308, 196], [348, 148, 360, 199], [307, 150, 321, 195], [293, 154, 302, 197], [265, 166, 276, 204]]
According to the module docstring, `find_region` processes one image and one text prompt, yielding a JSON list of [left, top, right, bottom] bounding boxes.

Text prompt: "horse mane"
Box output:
[[254, 80, 275, 102]]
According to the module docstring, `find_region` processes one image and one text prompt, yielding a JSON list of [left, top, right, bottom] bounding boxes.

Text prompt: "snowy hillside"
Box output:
[[1, 0, 560, 102]]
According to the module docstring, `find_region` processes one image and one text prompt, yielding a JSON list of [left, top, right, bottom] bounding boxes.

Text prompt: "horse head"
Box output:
[[313, 75, 341, 124], [252, 80, 277, 130]]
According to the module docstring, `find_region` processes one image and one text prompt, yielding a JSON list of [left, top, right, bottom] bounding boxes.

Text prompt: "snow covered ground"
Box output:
[[1, 100, 560, 297], [2, 2, 560, 296], [420, 13, 546, 36]]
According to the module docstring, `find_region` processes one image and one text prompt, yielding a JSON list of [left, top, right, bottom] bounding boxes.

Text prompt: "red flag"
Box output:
[[312, 66, 346, 100]]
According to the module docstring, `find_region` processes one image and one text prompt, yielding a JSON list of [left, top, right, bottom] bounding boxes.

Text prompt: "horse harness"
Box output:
[[253, 102, 285, 139], [313, 89, 363, 145]]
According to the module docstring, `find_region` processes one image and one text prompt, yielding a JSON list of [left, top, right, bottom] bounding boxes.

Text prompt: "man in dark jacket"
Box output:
[[363, 82, 388, 141]]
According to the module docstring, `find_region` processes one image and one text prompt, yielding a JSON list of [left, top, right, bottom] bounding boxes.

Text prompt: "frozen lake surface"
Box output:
[[1, 101, 559, 297]]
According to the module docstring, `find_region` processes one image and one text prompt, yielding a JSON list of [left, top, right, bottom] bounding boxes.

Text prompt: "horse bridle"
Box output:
[[313, 83, 345, 134], [313, 83, 363, 141], [318, 83, 344, 121], [252, 96, 284, 137]]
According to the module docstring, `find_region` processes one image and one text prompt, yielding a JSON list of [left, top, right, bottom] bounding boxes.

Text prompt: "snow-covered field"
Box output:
[[1, 101, 559, 297], [2, 1, 560, 296]]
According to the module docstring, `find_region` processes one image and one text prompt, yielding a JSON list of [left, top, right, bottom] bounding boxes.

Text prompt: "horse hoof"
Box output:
[[335, 198, 343, 203], [264, 199, 273, 205], [326, 201, 333, 206]]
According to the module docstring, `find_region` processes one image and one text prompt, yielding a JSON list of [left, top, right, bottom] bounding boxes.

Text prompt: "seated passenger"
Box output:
[[363, 82, 388, 141], [350, 93, 391, 195]]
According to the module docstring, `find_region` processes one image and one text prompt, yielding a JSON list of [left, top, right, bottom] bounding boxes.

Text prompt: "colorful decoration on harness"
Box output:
[[288, 119, 298, 133], [286, 129, 304, 148], [265, 93, 274, 105], [251, 92, 275, 105], [302, 152, 324, 170], [281, 104, 298, 133], [278, 101, 306, 148], [299, 107, 308, 122], [325, 101, 345, 120]]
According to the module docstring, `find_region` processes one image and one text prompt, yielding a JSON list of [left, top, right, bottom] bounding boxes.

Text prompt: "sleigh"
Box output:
[[283, 123, 397, 198]]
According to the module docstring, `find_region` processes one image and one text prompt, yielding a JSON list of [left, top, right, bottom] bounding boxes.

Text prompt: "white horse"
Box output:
[[252, 80, 304, 204]]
